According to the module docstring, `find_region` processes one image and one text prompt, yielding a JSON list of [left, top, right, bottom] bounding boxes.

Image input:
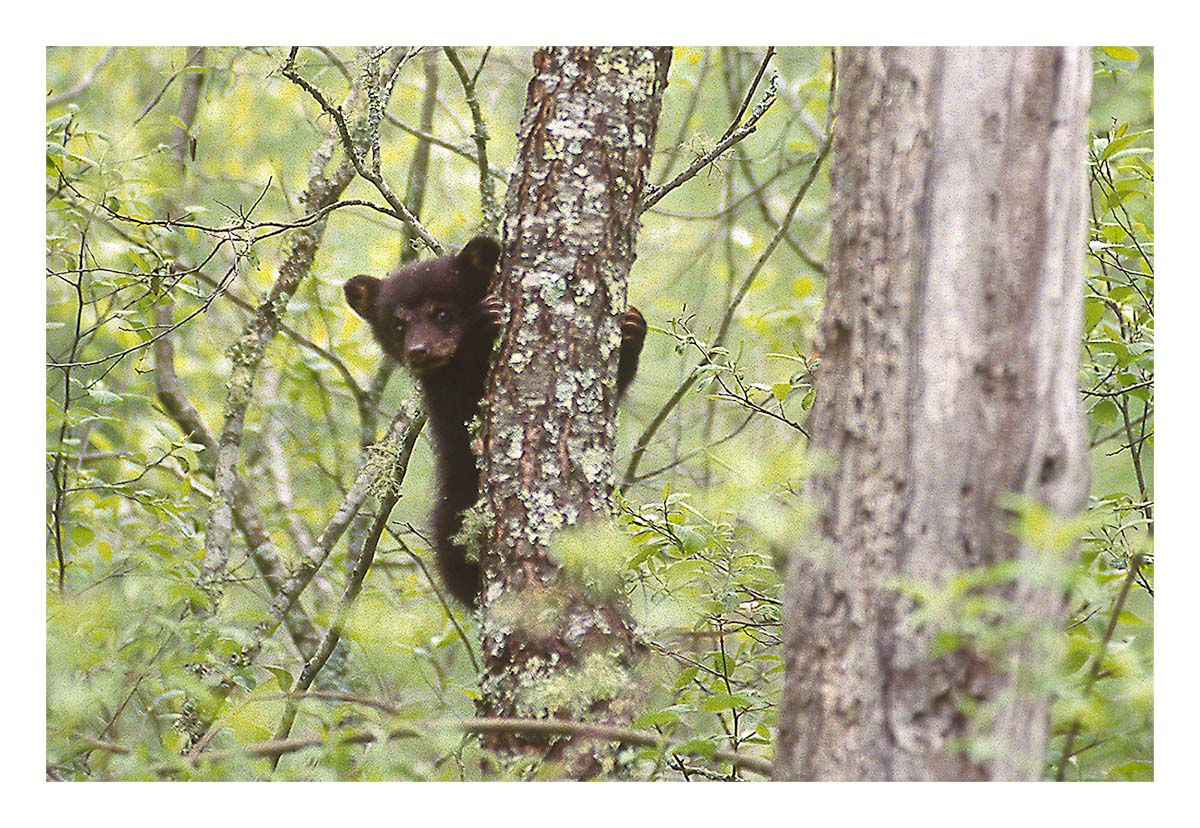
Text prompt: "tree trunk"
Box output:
[[775, 47, 1092, 781], [477, 46, 671, 777]]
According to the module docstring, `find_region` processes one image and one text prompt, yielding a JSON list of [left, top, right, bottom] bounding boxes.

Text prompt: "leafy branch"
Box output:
[[92, 707, 775, 778], [1055, 553, 1145, 780], [621, 118, 832, 491]]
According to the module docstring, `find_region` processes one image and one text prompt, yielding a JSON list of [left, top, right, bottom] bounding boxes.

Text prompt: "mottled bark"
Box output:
[[775, 47, 1092, 781], [478, 46, 671, 777]]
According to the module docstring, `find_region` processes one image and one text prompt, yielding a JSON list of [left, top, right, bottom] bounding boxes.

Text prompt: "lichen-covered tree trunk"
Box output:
[[775, 47, 1092, 781], [478, 46, 671, 777]]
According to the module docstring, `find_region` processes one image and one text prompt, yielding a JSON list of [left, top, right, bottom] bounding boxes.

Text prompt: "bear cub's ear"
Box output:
[[344, 274, 382, 321], [456, 236, 502, 286]]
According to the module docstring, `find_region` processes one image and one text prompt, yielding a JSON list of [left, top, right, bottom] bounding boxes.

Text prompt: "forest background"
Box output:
[[37, 32, 1165, 798]]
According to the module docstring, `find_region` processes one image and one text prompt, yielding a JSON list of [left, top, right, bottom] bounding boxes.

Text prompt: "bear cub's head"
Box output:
[[344, 236, 501, 374]]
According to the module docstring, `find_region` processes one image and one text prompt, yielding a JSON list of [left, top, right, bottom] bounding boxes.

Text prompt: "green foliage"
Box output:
[[1051, 48, 1154, 781], [45, 46, 1152, 781]]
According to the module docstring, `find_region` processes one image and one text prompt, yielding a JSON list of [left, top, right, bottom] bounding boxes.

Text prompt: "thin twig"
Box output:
[[133, 47, 206, 127], [621, 127, 832, 491], [185, 404, 425, 758], [268, 413, 422, 770], [50, 229, 89, 591], [385, 113, 507, 181], [640, 70, 778, 215], [1080, 378, 1153, 398], [201, 49, 396, 600], [654, 49, 715, 186], [388, 525, 480, 674], [720, 48, 827, 273], [282, 47, 442, 254], [189, 266, 366, 403], [152, 276, 322, 657], [719, 47, 776, 142], [400, 49, 440, 263], [1055, 552, 1145, 781], [444, 47, 500, 235], [161, 710, 774, 777]]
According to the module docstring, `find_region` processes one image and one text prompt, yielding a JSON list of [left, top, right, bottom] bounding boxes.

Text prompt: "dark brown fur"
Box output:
[[345, 236, 645, 605]]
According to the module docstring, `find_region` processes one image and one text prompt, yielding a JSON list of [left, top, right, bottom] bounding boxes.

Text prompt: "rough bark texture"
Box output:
[[775, 47, 1092, 781], [477, 46, 671, 777]]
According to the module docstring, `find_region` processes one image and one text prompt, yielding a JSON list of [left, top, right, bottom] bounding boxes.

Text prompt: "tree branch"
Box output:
[[200, 49, 401, 602], [266, 412, 423, 770], [185, 402, 425, 757], [639, 69, 778, 215], [47, 47, 115, 107], [621, 123, 831, 492], [281, 47, 442, 255], [124, 708, 775, 777], [1055, 553, 1145, 780], [444, 47, 500, 235]]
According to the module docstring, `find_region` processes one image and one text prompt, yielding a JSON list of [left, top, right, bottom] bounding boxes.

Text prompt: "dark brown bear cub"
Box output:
[[344, 236, 645, 606]]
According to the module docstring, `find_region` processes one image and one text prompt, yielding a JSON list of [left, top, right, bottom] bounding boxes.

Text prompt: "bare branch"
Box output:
[[186, 402, 425, 757], [1056, 553, 1145, 780], [122, 706, 774, 777], [47, 47, 115, 108], [200, 50, 405, 599], [266, 410, 424, 769], [640, 70, 779, 215], [719, 47, 776, 142], [281, 47, 442, 254], [621, 124, 831, 491], [444, 47, 500, 235]]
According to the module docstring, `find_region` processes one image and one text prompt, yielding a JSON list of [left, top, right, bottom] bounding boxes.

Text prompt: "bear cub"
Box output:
[[344, 236, 646, 606]]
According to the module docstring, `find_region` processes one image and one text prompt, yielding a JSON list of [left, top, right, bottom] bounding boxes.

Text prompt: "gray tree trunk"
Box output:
[[477, 46, 671, 777], [775, 47, 1092, 781]]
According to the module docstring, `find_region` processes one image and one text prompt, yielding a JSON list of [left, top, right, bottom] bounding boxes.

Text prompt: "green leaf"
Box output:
[[1099, 46, 1139, 62], [224, 678, 286, 744], [47, 113, 73, 134], [671, 739, 715, 759], [701, 693, 752, 713], [264, 666, 294, 692], [1101, 133, 1141, 162], [664, 559, 706, 585], [1084, 298, 1106, 333], [1107, 760, 1153, 781], [633, 709, 681, 728], [89, 387, 122, 406], [673, 666, 699, 690], [1091, 399, 1119, 425]]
